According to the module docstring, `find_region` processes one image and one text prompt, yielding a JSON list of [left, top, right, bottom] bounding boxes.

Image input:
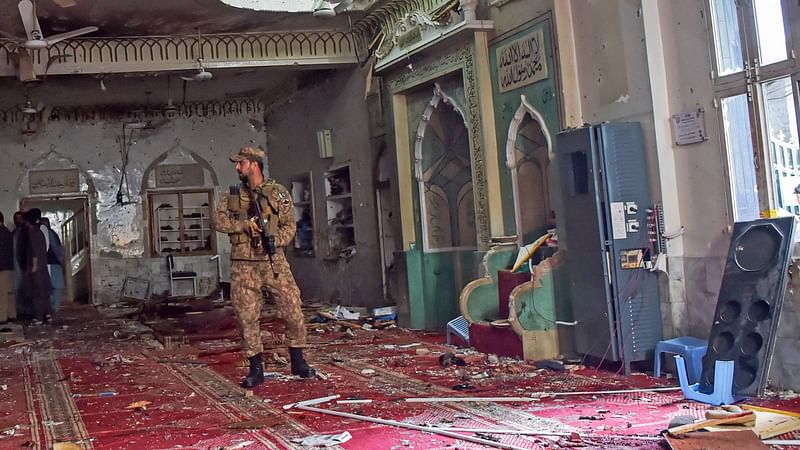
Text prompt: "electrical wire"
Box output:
[[576, 220, 651, 372], [116, 124, 135, 204]]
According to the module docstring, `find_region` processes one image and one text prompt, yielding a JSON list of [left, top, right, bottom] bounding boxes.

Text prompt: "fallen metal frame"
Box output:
[[283, 392, 668, 449]]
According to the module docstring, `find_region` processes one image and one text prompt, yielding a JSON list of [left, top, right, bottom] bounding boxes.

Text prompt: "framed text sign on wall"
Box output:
[[155, 164, 204, 188], [495, 27, 548, 93], [29, 169, 80, 194]]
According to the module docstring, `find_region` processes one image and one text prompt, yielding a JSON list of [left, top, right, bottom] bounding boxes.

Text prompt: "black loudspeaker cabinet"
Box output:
[[700, 217, 796, 396]]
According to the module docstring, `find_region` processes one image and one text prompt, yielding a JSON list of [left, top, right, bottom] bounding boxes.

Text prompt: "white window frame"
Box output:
[[707, 0, 800, 219]]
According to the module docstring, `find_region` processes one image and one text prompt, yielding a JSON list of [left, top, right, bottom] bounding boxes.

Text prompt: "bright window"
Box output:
[[708, 0, 799, 219]]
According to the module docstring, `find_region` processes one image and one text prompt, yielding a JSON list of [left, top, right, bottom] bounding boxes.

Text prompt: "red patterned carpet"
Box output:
[[1, 303, 799, 450]]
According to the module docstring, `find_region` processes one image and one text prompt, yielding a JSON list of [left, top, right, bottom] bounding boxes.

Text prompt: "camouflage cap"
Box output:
[[229, 146, 265, 162]]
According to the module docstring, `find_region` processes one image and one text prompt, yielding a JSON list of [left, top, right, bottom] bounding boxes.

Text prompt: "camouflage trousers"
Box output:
[[230, 254, 306, 358]]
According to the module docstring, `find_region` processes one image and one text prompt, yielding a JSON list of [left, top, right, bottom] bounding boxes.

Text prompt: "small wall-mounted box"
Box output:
[[317, 129, 333, 159]]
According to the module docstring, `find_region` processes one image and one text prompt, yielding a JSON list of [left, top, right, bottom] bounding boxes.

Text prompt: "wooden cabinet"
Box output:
[[149, 190, 215, 256]]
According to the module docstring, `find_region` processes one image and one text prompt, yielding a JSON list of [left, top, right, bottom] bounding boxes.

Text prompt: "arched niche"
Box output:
[[414, 83, 477, 251], [18, 150, 97, 199], [504, 94, 554, 245], [141, 140, 220, 257], [18, 150, 98, 233], [140, 139, 219, 192]]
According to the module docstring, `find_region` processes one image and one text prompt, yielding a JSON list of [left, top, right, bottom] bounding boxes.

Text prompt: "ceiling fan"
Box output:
[[3, 0, 98, 49], [181, 59, 213, 82], [181, 28, 213, 82], [312, 0, 353, 17], [18, 95, 52, 135], [19, 96, 45, 115]]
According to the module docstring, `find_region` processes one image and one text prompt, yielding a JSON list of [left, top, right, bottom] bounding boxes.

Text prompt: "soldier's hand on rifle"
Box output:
[[245, 217, 262, 237]]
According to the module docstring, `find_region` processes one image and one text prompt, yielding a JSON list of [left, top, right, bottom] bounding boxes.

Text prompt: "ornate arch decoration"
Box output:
[[505, 94, 553, 245], [17, 149, 97, 200], [414, 83, 476, 252], [139, 139, 220, 195], [388, 43, 489, 249]]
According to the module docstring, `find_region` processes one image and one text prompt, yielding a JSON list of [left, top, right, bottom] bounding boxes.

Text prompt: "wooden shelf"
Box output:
[[325, 163, 355, 256], [326, 193, 352, 200], [150, 190, 215, 257]]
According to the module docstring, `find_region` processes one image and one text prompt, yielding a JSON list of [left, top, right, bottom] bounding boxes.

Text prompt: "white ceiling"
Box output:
[[0, 0, 371, 110], [0, 66, 326, 109], [0, 0, 366, 39]]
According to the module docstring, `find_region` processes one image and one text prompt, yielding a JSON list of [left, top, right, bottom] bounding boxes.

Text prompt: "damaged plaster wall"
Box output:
[[642, 0, 730, 346], [0, 109, 265, 304], [266, 68, 384, 307], [487, 0, 553, 34], [568, 0, 728, 340], [565, 0, 800, 391]]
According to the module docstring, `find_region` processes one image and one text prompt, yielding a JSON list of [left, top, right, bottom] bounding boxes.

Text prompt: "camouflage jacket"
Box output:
[[212, 179, 296, 261]]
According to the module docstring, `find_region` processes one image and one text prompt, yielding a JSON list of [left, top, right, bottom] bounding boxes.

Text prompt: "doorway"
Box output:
[[19, 196, 92, 305]]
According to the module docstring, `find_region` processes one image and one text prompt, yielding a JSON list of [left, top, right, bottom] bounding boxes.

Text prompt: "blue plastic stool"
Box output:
[[654, 336, 707, 384], [675, 355, 745, 405], [446, 315, 469, 346]]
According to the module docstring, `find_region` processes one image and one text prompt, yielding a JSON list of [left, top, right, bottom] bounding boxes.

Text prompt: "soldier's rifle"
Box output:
[[251, 190, 279, 279]]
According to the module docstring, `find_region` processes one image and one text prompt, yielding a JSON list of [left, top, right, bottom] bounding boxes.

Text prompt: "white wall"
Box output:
[[562, 0, 728, 337], [0, 109, 265, 303], [557, 0, 800, 390]]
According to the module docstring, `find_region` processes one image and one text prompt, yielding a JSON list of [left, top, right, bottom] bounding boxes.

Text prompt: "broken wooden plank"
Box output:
[[667, 411, 755, 436], [664, 430, 767, 450]]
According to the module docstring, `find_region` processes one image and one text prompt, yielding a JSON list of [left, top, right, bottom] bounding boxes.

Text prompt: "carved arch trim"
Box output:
[[505, 94, 553, 245], [388, 43, 489, 249]]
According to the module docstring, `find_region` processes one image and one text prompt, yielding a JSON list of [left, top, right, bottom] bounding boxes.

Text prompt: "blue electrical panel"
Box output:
[[557, 122, 662, 372]]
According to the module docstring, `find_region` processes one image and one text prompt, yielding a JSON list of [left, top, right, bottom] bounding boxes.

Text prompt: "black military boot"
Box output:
[[289, 347, 316, 378], [241, 353, 265, 388]]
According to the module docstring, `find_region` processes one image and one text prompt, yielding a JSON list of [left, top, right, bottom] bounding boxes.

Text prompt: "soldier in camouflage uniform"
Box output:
[[213, 146, 315, 388]]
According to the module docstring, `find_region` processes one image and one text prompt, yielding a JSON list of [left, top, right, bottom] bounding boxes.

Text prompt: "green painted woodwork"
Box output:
[[462, 246, 516, 323], [487, 16, 561, 238], [405, 246, 482, 330], [487, 15, 574, 324], [514, 271, 558, 332], [402, 71, 483, 330]]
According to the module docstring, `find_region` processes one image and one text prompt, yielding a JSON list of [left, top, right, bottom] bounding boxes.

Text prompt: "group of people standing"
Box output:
[[0, 208, 65, 325]]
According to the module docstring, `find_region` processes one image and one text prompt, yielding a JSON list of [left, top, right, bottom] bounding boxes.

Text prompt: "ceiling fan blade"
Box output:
[[334, 0, 353, 13], [46, 26, 98, 45], [18, 0, 41, 41], [51, 0, 77, 7]]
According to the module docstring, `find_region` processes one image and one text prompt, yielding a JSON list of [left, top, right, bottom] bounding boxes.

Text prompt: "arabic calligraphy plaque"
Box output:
[[496, 27, 548, 93], [155, 164, 204, 188], [29, 169, 80, 194]]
